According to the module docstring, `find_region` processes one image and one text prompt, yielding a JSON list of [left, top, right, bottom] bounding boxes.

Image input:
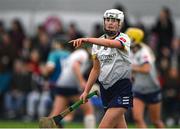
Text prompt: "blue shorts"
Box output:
[[133, 90, 162, 104], [98, 79, 133, 111], [54, 87, 80, 97]]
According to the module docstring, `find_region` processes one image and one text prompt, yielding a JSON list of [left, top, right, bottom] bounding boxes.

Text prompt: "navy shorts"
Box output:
[[133, 90, 162, 104], [54, 87, 80, 97], [98, 79, 133, 111]]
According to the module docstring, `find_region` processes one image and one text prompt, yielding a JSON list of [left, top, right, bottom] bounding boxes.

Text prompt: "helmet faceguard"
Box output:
[[103, 9, 124, 37]]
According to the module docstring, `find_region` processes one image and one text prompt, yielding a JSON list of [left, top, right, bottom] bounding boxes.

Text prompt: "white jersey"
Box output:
[[56, 49, 89, 88], [131, 44, 161, 94], [92, 33, 131, 89]]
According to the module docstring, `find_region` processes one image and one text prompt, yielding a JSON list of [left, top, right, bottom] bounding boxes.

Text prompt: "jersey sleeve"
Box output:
[[91, 44, 98, 59], [139, 48, 151, 64], [47, 52, 56, 67], [72, 50, 88, 64], [115, 33, 131, 51]]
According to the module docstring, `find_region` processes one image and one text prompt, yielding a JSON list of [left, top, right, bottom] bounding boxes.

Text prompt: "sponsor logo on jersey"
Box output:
[[119, 37, 126, 43], [98, 53, 116, 63]]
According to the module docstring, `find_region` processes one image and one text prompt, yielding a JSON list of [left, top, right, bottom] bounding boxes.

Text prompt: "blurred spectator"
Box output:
[[25, 80, 52, 121], [163, 67, 180, 126], [0, 71, 12, 118], [9, 19, 26, 53], [0, 20, 5, 33], [0, 20, 5, 43], [114, 3, 131, 32], [44, 16, 65, 38], [151, 7, 175, 55], [32, 25, 46, 48], [170, 38, 180, 70], [91, 23, 104, 38], [159, 38, 180, 126], [25, 49, 52, 121], [156, 47, 171, 77], [148, 32, 158, 52], [4, 59, 31, 119], [67, 22, 84, 51], [0, 27, 14, 118], [20, 37, 32, 61], [0, 32, 17, 72], [26, 49, 41, 91], [67, 22, 84, 40], [35, 32, 51, 63], [0, 32, 13, 118], [26, 49, 41, 77]]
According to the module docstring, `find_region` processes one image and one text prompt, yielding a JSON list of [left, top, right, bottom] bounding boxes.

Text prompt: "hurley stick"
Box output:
[[39, 90, 99, 128]]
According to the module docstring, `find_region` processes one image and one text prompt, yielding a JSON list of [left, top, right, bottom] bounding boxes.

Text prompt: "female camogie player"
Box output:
[[50, 48, 96, 128], [126, 28, 165, 128], [69, 9, 133, 128], [44, 39, 96, 128]]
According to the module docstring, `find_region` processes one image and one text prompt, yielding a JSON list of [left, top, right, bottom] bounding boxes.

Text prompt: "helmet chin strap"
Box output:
[[104, 28, 118, 37]]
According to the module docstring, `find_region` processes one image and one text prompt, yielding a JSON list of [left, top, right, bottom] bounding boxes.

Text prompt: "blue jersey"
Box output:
[[47, 50, 70, 83]]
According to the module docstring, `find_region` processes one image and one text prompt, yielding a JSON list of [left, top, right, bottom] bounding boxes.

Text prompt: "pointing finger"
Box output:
[[68, 40, 74, 43]]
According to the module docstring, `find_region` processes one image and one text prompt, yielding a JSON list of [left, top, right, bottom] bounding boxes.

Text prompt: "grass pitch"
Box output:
[[0, 120, 136, 128], [0, 120, 179, 128], [0, 120, 151, 128], [0, 120, 84, 128]]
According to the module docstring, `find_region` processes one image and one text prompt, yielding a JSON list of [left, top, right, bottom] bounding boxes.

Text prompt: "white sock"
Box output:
[[84, 114, 96, 128]]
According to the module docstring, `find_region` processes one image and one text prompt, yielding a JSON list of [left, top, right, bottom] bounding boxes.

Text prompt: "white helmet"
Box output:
[[103, 9, 124, 22]]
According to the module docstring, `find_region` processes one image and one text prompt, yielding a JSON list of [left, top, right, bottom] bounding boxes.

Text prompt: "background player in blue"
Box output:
[[43, 39, 96, 128], [53, 48, 96, 128], [41, 38, 70, 120], [69, 9, 133, 128], [42, 38, 70, 86], [126, 28, 165, 128]]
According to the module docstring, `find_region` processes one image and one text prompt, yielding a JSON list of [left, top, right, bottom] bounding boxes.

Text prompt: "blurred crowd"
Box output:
[[0, 4, 180, 126]]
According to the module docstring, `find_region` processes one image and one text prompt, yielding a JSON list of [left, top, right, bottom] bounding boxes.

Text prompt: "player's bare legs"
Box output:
[[81, 101, 96, 128], [80, 101, 94, 115], [98, 107, 127, 128], [116, 111, 127, 128], [49, 95, 68, 117], [63, 112, 74, 122], [148, 102, 165, 128], [132, 98, 147, 128]]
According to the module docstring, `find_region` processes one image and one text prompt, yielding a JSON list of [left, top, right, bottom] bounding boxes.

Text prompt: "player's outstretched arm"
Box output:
[[69, 38, 124, 49]]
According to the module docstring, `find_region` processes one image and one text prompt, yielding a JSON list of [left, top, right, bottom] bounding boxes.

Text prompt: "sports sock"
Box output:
[[84, 114, 96, 128]]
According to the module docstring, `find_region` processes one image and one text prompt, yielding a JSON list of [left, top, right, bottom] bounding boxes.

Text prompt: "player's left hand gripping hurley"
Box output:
[[39, 90, 99, 128]]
